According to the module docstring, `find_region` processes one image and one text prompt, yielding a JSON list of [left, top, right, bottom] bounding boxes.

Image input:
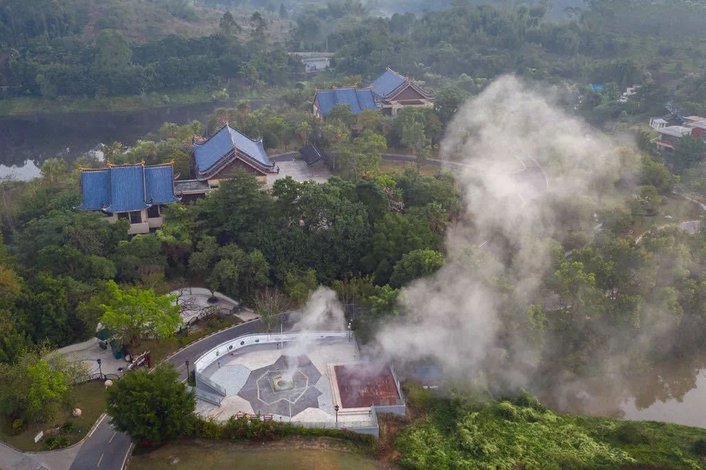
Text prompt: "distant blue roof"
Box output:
[[79, 169, 111, 211], [79, 164, 177, 213], [371, 68, 407, 99], [591, 84, 605, 91], [193, 125, 274, 176], [314, 88, 377, 117]]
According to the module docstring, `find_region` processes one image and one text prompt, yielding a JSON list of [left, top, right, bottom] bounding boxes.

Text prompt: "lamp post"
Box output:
[[185, 360, 190, 382], [334, 405, 339, 427], [97, 358, 103, 380]]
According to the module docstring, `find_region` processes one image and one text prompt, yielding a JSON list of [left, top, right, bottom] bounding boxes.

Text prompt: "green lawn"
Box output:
[[0, 381, 107, 451], [128, 438, 382, 470]]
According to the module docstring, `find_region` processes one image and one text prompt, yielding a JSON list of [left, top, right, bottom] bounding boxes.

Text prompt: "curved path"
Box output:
[[68, 316, 293, 470]]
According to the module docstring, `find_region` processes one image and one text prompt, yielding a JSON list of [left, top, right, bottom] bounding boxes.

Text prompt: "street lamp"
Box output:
[[334, 405, 339, 427], [97, 358, 103, 380]]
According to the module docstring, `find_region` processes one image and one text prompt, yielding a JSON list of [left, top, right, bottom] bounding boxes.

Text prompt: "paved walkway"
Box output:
[[50, 338, 127, 378], [170, 287, 259, 323], [0, 441, 48, 470]]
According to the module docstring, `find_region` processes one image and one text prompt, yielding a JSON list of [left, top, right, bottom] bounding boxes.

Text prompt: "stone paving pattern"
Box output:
[[238, 355, 322, 416], [197, 339, 364, 424]]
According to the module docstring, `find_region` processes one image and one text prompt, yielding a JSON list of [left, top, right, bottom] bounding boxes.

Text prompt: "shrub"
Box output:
[[61, 421, 75, 433], [614, 422, 650, 445], [45, 436, 70, 450], [11, 419, 23, 434], [494, 401, 519, 421], [692, 438, 706, 456]]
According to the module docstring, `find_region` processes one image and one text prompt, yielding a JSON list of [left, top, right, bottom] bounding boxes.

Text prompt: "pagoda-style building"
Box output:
[[79, 163, 178, 234], [370, 68, 433, 116], [312, 88, 378, 119], [193, 124, 278, 182]]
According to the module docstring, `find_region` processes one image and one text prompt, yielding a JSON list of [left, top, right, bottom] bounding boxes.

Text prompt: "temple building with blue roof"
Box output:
[[312, 88, 378, 119], [370, 67, 433, 116], [191, 124, 278, 189], [312, 68, 433, 119], [79, 162, 178, 234]]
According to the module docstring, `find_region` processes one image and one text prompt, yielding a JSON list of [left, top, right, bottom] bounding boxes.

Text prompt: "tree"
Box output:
[[327, 104, 356, 128], [279, 3, 288, 19], [254, 288, 290, 332], [94, 30, 132, 72], [334, 130, 386, 180], [0, 311, 26, 364], [40, 158, 68, 183], [250, 11, 267, 43], [0, 350, 70, 424], [106, 366, 195, 446], [219, 11, 240, 36], [100, 281, 181, 347], [671, 136, 706, 173], [284, 268, 318, 305], [357, 109, 386, 134], [389, 248, 444, 288], [434, 87, 467, 125]]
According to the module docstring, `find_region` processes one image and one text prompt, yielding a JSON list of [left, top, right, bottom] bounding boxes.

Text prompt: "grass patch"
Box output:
[[0, 381, 107, 451], [128, 437, 381, 470]]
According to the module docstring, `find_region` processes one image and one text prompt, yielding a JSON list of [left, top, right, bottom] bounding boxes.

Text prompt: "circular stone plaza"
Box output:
[[192, 332, 405, 436]]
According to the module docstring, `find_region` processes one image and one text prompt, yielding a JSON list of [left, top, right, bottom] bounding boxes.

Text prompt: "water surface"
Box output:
[[0, 102, 223, 180]]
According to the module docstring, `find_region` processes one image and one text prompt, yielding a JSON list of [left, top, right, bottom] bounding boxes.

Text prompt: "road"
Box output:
[[68, 317, 276, 470]]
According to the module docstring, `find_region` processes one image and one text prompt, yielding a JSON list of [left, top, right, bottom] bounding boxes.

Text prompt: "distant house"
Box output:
[[291, 52, 335, 73], [683, 116, 706, 141], [655, 125, 692, 151], [193, 124, 278, 183], [79, 163, 178, 235], [312, 88, 378, 119], [370, 67, 433, 116], [649, 117, 668, 130]]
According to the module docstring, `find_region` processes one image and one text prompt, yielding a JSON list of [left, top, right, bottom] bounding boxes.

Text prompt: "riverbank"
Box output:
[[393, 390, 706, 470], [0, 86, 287, 117], [0, 90, 221, 117]]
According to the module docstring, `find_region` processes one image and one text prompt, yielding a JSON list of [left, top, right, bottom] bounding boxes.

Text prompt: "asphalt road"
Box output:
[[68, 317, 277, 470]]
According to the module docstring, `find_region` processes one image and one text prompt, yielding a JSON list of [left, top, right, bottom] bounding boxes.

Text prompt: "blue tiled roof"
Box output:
[[193, 125, 274, 175], [106, 165, 148, 213], [314, 88, 377, 116], [371, 68, 407, 99], [79, 164, 177, 213], [145, 165, 179, 205], [79, 169, 111, 210]]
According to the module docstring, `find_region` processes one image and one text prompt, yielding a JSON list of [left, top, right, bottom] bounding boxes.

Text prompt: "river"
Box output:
[[0, 101, 226, 180], [543, 351, 706, 428]]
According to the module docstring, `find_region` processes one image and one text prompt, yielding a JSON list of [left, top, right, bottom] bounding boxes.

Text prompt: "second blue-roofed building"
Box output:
[[192, 124, 278, 187], [78, 163, 178, 235], [370, 67, 433, 117], [312, 87, 378, 119]]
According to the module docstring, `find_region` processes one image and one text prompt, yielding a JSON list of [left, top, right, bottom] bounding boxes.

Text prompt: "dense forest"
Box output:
[[2, 0, 706, 120]]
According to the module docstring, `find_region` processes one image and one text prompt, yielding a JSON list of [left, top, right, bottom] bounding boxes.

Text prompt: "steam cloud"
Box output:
[[284, 287, 346, 378], [375, 75, 636, 391]]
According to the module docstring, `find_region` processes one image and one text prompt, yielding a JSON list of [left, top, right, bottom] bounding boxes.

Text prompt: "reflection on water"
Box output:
[[544, 352, 706, 427], [0, 101, 223, 180], [0, 161, 40, 180]]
